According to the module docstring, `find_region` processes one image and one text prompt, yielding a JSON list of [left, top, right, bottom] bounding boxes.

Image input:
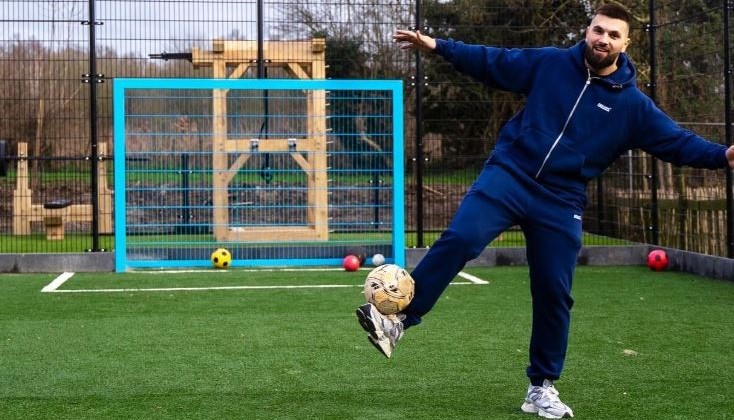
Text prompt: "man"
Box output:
[[356, 4, 734, 419]]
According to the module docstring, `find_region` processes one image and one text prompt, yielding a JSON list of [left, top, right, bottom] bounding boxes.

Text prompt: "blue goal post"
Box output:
[[113, 78, 405, 272]]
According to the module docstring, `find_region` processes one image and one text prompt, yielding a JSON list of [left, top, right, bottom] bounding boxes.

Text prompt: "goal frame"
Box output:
[[113, 78, 405, 272]]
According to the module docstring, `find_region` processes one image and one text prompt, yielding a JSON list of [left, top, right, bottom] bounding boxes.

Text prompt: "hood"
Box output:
[[570, 41, 637, 90]]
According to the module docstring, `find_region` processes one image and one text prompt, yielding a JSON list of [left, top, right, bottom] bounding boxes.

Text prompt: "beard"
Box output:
[[584, 44, 620, 72]]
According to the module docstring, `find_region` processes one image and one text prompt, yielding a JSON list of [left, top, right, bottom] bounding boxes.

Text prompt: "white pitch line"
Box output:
[[43, 281, 480, 294], [41, 272, 75, 292], [129, 267, 369, 274], [50, 284, 361, 293], [457, 271, 490, 284]]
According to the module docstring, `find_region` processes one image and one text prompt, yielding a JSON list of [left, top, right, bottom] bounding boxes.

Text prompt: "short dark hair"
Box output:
[[594, 3, 632, 25]]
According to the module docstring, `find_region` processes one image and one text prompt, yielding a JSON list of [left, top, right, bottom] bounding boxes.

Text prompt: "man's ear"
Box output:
[[621, 37, 630, 53]]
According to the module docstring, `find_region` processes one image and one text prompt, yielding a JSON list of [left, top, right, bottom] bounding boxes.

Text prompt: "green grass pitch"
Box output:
[[0, 266, 732, 419]]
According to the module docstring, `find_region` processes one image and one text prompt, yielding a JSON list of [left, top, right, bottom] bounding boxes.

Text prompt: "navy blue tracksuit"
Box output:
[[401, 39, 729, 384]]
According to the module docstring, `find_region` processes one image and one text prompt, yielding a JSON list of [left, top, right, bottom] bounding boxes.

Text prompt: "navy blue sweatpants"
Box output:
[[403, 163, 582, 383]]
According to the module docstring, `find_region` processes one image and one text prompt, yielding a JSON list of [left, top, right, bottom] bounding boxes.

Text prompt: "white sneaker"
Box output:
[[520, 379, 574, 418], [355, 303, 404, 358]]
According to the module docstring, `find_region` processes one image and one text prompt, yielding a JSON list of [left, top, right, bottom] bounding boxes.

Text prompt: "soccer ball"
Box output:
[[363, 264, 415, 315], [647, 249, 668, 271], [345, 246, 367, 266], [211, 248, 232, 269], [343, 255, 360, 272], [371, 253, 385, 266]]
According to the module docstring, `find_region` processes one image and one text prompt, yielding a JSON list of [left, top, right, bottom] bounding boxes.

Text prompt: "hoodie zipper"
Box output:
[[534, 69, 594, 179]]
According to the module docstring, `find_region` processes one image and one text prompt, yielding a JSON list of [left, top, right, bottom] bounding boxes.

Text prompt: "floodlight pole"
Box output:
[[724, 0, 734, 258], [646, 1, 660, 245]]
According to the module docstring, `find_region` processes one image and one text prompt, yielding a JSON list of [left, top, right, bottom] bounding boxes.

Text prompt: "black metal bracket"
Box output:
[[149, 52, 193, 62], [409, 75, 429, 87], [81, 73, 105, 84]]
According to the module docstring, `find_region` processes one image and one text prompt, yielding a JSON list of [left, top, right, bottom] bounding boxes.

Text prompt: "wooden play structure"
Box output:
[[192, 39, 328, 242], [12, 142, 113, 240]]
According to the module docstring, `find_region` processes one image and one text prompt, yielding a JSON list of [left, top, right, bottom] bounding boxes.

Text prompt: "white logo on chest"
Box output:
[[596, 103, 612, 112]]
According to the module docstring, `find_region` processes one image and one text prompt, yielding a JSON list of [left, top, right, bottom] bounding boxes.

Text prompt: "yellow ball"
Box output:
[[210, 248, 232, 269]]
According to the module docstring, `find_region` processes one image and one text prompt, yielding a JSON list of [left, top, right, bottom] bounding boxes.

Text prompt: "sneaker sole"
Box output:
[[355, 304, 381, 340], [521, 402, 539, 414], [520, 402, 573, 419], [366, 335, 392, 358], [520, 402, 572, 418], [356, 305, 392, 358], [538, 410, 573, 419]]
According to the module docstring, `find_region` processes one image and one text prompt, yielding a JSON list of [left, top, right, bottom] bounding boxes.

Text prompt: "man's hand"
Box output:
[[728, 145, 734, 169], [393, 29, 437, 53]]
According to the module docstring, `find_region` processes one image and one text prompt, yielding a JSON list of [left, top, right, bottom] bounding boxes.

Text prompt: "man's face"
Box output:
[[584, 14, 630, 74]]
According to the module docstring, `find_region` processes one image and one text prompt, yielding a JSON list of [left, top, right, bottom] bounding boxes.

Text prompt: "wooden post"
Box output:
[[308, 51, 329, 239], [212, 60, 230, 241], [44, 216, 64, 240], [12, 142, 31, 235], [196, 38, 329, 242], [97, 142, 113, 234]]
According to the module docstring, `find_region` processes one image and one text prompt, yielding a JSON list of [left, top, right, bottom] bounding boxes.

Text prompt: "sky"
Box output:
[[3, 0, 416, 59], [2, 0, 271, 56]]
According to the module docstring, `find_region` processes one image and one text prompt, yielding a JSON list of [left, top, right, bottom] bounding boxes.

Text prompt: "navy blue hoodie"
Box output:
[[435, 39, 729, 209]]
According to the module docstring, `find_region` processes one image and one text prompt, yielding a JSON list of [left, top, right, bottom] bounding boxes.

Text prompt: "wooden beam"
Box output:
[[227, 226, 328, 241]]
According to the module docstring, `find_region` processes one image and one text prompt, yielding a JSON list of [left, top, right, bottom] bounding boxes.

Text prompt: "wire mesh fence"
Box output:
[[0, 0, 732, 259]]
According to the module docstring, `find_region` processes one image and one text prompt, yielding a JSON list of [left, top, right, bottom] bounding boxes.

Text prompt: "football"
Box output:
[[211, 248, 232, 269], [343, 255, 360, 272], [363, 264, 415, 315], [647, 249, 668, 271], [345, 246, 367, 266], [371, 253, 385, 266]]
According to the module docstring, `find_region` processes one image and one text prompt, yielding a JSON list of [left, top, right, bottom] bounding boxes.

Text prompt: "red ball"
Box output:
[[343, 255, 360, 272], [647, 249, 669, 271]]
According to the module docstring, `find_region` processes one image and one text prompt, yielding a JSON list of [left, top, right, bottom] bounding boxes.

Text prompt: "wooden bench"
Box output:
[[43, 199, 72, 240]]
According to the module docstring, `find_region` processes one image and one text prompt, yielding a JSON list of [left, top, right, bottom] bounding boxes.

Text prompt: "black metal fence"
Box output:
[[0, 0, 732, 258]]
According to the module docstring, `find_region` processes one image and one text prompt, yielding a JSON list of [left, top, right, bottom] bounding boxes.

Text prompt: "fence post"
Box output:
[[646, 0, 660, 245], [84, 0, 103, 251], [596, 176, 605, 234], [724, 0, 734, 258], [414, 0, 425, 248], [256, 0, 273, 183]]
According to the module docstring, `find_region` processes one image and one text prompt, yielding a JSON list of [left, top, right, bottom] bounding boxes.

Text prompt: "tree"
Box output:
[[420, 0, 593, 168], [274, 1, 412, 169]]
